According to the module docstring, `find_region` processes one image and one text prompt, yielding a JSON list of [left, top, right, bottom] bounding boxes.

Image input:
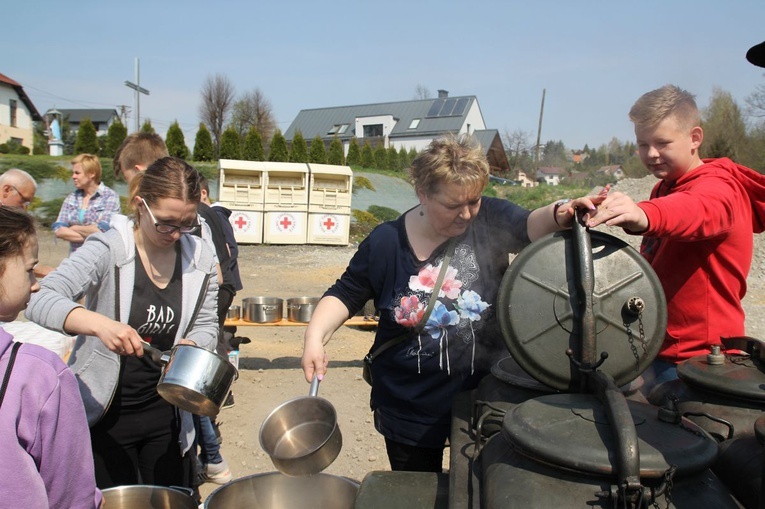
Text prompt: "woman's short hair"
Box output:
[[72, 153, 102, 184], [408, 133, 489, 197], [629, 84, 700, 132], [128, 157, 201, 222], [0, 206, 35, 277]]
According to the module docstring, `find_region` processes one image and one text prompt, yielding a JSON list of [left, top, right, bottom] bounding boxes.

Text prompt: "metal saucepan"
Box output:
[[286, 296, 320, 323], [259, 377, 342, 476], [142, 342, 238, 417], [204, 472, 359, 509], [102, 485, 197, 509], [242, 296, 283, 323], [227, 305, 240, 320]]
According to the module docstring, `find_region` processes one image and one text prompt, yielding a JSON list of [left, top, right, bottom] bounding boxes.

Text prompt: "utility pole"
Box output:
[[124, 58, 150, 132], [534, 88, 546, 174]]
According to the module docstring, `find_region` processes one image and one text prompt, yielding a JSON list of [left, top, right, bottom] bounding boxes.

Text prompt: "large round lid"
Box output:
[[677, 355, 765, 402], [501, 393, 718, 478], [497, 230, 667, 390]]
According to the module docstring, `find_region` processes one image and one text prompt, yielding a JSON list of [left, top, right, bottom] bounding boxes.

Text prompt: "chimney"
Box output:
[[438, 89, 449, 98]]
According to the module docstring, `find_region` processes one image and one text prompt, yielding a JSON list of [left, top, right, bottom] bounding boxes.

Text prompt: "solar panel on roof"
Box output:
[[427, 99, 444, 117], [439, 98, 457, 116], [452, 98, 468, 116]]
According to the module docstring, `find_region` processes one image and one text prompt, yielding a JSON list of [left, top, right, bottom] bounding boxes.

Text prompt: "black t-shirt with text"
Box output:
[[120, 245, 182, 406]]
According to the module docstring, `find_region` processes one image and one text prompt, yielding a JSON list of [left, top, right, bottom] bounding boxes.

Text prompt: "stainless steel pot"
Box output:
[[259, 377, 342, 476], [242, 297, 283, 323], [286, 296, 320, 323], [204, 472, 358, 509], [102, 485, 197, 509], [142, 342, 238, 417], [227, 305, 240, 320]]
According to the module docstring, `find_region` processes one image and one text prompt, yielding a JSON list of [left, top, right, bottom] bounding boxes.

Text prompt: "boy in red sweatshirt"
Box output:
[[585, 84, 765, 394]]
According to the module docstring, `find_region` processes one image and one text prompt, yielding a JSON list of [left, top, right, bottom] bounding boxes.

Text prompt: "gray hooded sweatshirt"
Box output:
[[26, 214, 219, 454]]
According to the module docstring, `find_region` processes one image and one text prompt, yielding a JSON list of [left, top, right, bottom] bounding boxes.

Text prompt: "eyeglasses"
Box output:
[[140, 198, 200, 235], [11, 186, 32, 208]]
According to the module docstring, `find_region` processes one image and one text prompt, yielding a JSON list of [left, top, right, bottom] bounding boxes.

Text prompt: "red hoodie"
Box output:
[[637, 158, 765, 363]]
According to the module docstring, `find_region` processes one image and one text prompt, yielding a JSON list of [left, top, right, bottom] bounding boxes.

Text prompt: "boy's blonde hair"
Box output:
[[629, 84, 700, 132]]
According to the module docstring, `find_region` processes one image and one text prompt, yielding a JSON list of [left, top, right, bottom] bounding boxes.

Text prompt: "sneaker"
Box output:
[[199, 460, 232, 485], [221, 392, 235, 410]]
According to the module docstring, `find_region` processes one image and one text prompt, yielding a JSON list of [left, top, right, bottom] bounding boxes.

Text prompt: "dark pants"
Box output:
[[384, 437, 444, 473], [216, 286, 236, 356], [90, 397, 193, 489]]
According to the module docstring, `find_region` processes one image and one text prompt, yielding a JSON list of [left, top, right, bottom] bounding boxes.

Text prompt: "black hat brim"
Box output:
[[747, 41, 765, 68]]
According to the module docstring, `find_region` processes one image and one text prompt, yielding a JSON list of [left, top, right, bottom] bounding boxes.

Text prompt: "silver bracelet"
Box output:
[[552, 199, 572, 226]]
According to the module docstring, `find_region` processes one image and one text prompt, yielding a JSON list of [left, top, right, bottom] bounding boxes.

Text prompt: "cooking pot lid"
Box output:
[[491, 356, 555, 392], [677, 355, 765, 401], [497, 230, 667, 391], [501, 393, 718, 478]]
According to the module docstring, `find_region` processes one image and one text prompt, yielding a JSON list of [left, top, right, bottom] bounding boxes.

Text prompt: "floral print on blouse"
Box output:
[[393, 243, 490, 376]]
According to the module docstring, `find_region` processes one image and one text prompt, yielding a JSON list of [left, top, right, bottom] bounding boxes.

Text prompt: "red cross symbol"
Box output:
[[234, 216, 248, 229], [322, 217, 335, 230], [279, 216, 293, 229]]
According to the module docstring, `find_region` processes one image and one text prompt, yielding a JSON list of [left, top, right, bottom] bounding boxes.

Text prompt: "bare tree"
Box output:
[[230, 88, 277, 143], [745, 82, 765, 120], [199, 73, 236, 155], [414, 84, 432, 100], [503, 129, 532, 175]]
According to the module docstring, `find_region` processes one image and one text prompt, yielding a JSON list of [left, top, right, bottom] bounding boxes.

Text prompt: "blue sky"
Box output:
[[5, 1, 765, 151]]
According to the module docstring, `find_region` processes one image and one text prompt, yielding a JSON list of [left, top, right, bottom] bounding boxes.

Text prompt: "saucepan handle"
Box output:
[[309, 375, 320, 397], [141, 340, 169, 365]]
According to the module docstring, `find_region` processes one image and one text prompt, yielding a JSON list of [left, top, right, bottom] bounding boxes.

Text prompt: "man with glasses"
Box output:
[[0, 168, 36, 209]]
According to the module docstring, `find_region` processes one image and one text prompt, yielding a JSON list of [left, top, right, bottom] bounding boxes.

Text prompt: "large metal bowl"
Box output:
[[286, 296, 320, 323], [102, 485, 197, 509], [204, 472, 359, 509]]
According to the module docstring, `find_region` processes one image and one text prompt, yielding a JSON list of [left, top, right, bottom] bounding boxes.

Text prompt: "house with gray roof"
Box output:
[[51, 108, 120, 137], [284, 90, 509, 173]]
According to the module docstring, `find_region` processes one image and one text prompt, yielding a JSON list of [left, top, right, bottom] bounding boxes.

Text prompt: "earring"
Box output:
[[419, 206, 424, 217]]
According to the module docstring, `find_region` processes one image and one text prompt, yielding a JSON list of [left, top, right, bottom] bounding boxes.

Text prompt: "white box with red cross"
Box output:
[[262, 163, 310, 244], [307, 163, 353, 245], [218, 159, 266, 244]]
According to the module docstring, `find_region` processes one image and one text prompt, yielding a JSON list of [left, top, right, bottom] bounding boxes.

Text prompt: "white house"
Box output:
[[54, 108, 120, 137], [0, 73, 41, 153], [284, 90, 509, 174], [597, 165, 625, 180], [537, 166, 567, 186]]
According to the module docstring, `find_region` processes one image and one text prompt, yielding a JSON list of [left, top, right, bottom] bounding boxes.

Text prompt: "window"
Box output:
[[328, 124, 350, 135], [363, 124, 383, 137], [408, 119, 421, 129], [9, 100, 17, 127]]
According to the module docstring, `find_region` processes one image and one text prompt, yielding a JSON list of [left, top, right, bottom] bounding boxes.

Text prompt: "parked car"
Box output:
[[489, 175, 520, 186]]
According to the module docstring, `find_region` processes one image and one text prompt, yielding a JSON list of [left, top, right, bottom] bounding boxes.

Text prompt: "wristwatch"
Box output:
[[552, 199, 572, 226]]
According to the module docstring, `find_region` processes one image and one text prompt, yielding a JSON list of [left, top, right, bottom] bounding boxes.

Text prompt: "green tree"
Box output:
[[387, 146, 399, 171], [290, 131, 308, 163], [268, 129, 289, 162], [346, 137, 361, 166], [242, 126, 265, 161], [165, 121, 189, 159], [193, 123, 214, 161], [328, 136, 344, 165], [74, 118, 99, 155], [702, 87, 747, 161], [102, 119, 127, 158], [309, 135, 327, 164], [408, 147, 418, 165], [398, 146, 408, 170], [140, 119, 155, 134], [360, 141, 374, 168], [373, 143, 387, 169], [219, 126, 241, 159]]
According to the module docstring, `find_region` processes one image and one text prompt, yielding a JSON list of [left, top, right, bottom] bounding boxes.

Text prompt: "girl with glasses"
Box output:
[[26, 156, 218, 496]]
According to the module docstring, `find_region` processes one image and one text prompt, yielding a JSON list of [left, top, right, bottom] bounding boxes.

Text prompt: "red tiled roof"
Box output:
[[0, 72, 41, 120]]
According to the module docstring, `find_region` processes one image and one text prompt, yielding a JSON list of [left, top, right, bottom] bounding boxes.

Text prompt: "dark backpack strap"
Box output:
[[0, 341, 23, 410]]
